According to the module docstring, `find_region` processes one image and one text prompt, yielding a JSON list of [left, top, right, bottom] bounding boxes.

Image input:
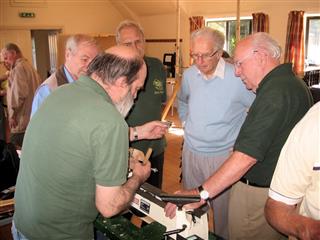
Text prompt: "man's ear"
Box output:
[[255, 49, 269, 65], [65, 49, 70, 60], [114, 76, 128, 88]]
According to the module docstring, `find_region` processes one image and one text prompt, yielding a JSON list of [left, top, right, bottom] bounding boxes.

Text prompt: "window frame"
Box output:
[[304, 15, 320, 70], [205, 16, 252, 55]]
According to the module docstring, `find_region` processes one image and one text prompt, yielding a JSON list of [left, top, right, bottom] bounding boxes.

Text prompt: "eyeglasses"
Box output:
[[190, 49, 219, 61], [121, 40, 143, 47], [234, 50, 258, 68]]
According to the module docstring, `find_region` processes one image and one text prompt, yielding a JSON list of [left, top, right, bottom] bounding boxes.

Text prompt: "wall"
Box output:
[[0, 0, 124, 63], [0, 0, 123, 34], [140, 1, 320, 68], [0, 0, 319, 71], [141, 10, 190, 76]]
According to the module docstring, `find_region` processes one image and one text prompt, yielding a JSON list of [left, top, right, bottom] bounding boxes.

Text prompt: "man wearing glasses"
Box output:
[[166, 32, 313, 239], [177, 27, 255, 239]]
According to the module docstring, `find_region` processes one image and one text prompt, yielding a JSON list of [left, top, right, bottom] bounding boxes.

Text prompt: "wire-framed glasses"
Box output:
[[190, 49, 219, 61]]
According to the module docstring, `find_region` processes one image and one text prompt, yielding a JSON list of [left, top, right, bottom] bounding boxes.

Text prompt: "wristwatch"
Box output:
[[198, 185, 209, 201]]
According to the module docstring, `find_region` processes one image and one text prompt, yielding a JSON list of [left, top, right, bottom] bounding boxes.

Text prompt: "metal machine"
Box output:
[[130, 183, 209, 240]]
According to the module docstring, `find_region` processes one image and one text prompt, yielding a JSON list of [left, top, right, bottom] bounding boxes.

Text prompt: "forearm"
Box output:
[[265, 198, 320, 239], [98, 175, 142, 217], [203, 151, 256, 198]]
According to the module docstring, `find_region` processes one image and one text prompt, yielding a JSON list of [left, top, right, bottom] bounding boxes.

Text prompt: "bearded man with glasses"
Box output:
[[176, 27, 255, 239]]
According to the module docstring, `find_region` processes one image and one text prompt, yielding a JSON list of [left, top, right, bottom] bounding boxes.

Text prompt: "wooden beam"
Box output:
[[236, 0, 240, 43], [145, 39, 182, 43]]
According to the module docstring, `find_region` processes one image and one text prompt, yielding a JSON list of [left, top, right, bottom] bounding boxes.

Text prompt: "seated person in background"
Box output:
[[1, 43, 41, 148], [265, 102, 320, 240], [12, 46, 167, 240], [31, 34, 100, 116]]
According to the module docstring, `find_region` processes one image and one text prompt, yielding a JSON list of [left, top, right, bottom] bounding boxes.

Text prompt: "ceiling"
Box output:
[[110, 0, 178, 17], [109, 0, 318, 19]]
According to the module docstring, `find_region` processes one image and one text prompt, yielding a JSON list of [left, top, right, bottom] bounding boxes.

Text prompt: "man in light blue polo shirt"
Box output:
[[31, 34, 99, 116], [178, 27, 255, 239]]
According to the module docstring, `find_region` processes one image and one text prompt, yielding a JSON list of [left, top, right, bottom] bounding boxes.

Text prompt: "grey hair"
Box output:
[[191, 27, 225, 50], [4, 43, 22, 56], [86, 52, 143, 85], [115, 20, 145, 44], [65, 34, 98, 54], [251, 32, 281, 60]]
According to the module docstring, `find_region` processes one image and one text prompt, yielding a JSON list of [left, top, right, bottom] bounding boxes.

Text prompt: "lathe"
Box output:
[[95, 183, 223, 240]]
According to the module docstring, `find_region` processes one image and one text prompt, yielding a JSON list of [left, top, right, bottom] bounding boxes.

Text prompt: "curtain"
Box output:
[[189, 16, 204, 33], [284, 11, 305, 76], [48, 33, 58, 75], [252, 12, 269, 33]]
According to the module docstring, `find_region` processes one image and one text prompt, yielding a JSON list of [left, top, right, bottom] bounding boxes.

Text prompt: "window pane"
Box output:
[[227, 21, 236, 54], [206, 19, 252, 55], [307, 18, 320, 66]]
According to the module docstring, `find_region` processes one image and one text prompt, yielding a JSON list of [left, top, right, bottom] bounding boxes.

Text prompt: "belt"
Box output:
[[240, 178, 269, 188]]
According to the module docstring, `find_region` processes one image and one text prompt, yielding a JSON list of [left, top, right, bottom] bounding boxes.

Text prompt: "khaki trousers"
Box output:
[[228, 181, 284, 240]]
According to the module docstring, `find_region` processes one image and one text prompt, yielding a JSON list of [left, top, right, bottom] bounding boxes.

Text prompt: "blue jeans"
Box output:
[[11, 221, 29, 240]]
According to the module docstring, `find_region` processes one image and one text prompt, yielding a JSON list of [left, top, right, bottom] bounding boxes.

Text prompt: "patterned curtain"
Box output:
[[189, 16, 204, 33], [252, 12, 269, 33], [284, 11, 305, 76]]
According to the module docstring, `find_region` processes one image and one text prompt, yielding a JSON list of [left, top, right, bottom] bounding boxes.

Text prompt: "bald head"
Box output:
[[105, 45, 141, 61], [234, 32, 281, 92], [87, 45, 143, 86], [238, 32, 281, 61]]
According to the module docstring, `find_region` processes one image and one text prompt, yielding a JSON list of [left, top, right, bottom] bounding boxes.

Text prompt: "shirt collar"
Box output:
[[63, 66, 76, 83], [197, 58, 226, 80]]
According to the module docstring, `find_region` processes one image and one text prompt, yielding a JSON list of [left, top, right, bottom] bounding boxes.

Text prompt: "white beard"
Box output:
[[114, 91, 134, 117]]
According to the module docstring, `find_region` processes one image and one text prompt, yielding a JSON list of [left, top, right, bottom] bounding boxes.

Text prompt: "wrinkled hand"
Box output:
[[131, 158, 151, 185], [298, 218, 320, 240], [9, 117, 17, 129], [138, 120, 168, 140], [129, 148, 145, 169], [164, 188, 205, 219]]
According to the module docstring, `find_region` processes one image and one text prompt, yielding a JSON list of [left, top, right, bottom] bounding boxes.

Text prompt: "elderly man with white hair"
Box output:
[[165, 32, 313, 240]]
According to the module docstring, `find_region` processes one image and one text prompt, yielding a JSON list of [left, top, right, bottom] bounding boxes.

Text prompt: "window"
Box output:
[[206, 17, 252, 55], [305, 16, 320, 68]]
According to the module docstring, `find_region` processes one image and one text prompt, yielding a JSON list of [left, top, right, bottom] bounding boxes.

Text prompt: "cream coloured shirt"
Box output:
[[269, 102, 320, 220]]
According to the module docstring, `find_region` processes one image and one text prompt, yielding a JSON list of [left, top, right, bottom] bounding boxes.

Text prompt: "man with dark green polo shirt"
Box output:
[[12, 46, 168, 240], [165, 32, 313, 240], [116, 20, 167, 189]]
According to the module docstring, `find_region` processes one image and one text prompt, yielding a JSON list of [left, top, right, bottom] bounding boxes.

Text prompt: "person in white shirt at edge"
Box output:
[[265, 102, 320, 240]]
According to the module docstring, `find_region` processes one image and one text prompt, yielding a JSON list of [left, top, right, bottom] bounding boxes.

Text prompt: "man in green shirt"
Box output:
[[116, 20, 167, 189], [12, 46, 167, 240], [165, 33, 313, 240]]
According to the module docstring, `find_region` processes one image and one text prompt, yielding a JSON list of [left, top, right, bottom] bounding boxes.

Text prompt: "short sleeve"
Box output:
[[235, 97, 285, 161], [91, 121, 129, 187]]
